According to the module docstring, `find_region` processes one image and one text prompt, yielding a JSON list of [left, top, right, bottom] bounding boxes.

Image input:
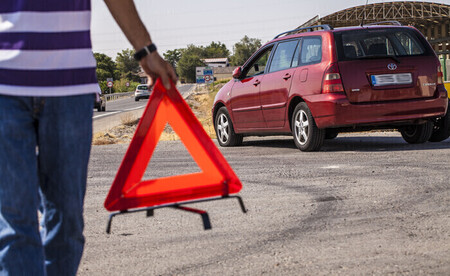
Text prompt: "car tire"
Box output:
[[215, 107, 243, 147], [400, 121, 433, 144], [325, 129, 339, 139], [429, 100, 450, 142], [291, 102, 325, 151], [97, 106, 102, 112], [101, 105, 106, 112], [135, 97, 139, 102]]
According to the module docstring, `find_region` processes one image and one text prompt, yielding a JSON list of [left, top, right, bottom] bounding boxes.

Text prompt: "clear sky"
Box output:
[[91, 0, 449, 58]]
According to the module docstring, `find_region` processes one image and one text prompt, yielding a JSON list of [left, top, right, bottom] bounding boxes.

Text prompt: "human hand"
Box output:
[[140, 52, 177, 90]]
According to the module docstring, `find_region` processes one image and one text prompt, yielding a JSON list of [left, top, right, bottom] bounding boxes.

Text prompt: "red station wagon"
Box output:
[[212, 22, 449, 151]]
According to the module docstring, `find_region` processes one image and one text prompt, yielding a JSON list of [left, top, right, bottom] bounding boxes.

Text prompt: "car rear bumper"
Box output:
[[135, 92, 150, 98], [305, 86, 448, 129]]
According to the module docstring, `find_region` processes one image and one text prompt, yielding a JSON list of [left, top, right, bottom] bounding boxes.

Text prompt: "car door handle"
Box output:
[[283, 73, 292, 80], [253, 80, 261, 86]]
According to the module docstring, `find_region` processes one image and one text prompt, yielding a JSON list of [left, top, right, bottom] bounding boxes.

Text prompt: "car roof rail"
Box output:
[[363, 21, 402, 26], [273, 24, 333, 39]]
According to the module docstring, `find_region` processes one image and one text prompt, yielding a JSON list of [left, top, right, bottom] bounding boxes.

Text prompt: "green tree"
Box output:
[[176, 45, 206, 83], [176, 54, 205, 83], [230, 36, 262, 66], [115, 48, 140, 81], [94, 52, 117, 82], [113, 78, 140, 93], [184, 44, 205, 56], [98, 81, 109, 94], [175, 42, 232, 83], [163, 49, 182, 68], [204, 41, 230, 58]]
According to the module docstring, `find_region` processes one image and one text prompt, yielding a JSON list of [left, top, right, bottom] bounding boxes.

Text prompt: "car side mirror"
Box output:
[[232, 67, 242, 79]]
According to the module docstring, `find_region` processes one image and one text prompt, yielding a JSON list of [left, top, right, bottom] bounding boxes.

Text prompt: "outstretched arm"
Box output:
[[103, 0, 177, 89]]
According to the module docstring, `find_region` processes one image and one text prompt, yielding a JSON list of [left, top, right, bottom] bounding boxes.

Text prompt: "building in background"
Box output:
[[213, 66, 239, 81], [202, 58, 229, 68]]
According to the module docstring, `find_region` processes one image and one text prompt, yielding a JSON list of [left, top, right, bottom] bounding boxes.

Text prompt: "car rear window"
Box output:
[[334, 28, 432, 61], [137, 85, 148, 90]]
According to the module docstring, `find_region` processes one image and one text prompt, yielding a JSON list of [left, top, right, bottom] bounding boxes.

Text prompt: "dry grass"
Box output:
[[92, 84, 223, 145], [120, 113, 139, 127], [189, 92, 217, 139], [92, 124, 136, 145], [92, 132, 117, 145]]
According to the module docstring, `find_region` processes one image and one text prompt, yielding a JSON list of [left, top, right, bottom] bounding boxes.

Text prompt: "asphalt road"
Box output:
[[92, 84, 196, 133], [79, 132, 450, 275]]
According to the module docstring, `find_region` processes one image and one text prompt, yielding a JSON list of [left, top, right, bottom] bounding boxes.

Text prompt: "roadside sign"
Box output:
[[196, 66, 214, 83], [196, 66, 213, 76], [196, 76, 205, 83], [107, 78, 113, 82], [126, 82, 130, 87], [196, 68, 204, 76], [107, 81, 113, 88]]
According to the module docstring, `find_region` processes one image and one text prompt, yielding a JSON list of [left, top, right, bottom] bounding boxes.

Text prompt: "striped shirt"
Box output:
[[0, 0, 100, 96]]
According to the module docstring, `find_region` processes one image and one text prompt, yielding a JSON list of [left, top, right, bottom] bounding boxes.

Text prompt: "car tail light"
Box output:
[[437, 65, 444, 85], [322, 63, 344, 93]]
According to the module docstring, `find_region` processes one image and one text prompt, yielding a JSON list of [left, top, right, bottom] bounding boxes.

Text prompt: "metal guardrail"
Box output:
[[103, 91, 134, 102]]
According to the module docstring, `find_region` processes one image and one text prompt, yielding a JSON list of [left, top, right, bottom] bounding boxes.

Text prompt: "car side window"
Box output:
[[268, 40, 299, 73], [245, 46, 273, 78], [300, 37, 322, 65], [291, 40, 301, 68]]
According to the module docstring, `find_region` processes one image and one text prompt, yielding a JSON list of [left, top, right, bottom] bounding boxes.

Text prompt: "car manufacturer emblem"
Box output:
[[387, 63, 397, 70]]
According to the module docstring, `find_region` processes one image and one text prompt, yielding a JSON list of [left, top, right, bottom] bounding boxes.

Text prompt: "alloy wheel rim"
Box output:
[[294, 110, 309, 145], [217, 114, 230, 144], [404, 126, 418, 137]]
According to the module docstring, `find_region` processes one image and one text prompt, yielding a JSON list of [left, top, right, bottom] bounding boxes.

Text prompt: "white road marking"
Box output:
[[93, 106, 145, 119], [321, 165, 341, 169]]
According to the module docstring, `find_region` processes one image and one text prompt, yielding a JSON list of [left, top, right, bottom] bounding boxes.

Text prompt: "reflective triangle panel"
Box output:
[[104, 79, 242, 211]]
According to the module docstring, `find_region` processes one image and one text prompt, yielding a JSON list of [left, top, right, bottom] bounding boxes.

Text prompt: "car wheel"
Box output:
[[97, 106, 102, 112], [429, 100, 450, 142], [291, 102, 325, 151], [215, 107, 243, 147], [325, 129, 339, 139], [101, 105, 106, 112], [135, 97, 139, 102], [400, 122, 433, 144]]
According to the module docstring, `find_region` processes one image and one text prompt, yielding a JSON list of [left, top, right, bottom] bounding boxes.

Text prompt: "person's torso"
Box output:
[[0, 0, 100, 96]]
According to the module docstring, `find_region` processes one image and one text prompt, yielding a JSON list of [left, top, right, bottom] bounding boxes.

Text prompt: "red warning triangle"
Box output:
[[104, 79, 242, 211]]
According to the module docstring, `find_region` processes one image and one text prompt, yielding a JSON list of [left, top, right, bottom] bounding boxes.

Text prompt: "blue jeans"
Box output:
[[0, 94, 93, 276]]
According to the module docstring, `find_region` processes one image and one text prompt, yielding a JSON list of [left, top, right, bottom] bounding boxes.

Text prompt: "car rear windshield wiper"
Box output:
[[355, 55, 401, 63]]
